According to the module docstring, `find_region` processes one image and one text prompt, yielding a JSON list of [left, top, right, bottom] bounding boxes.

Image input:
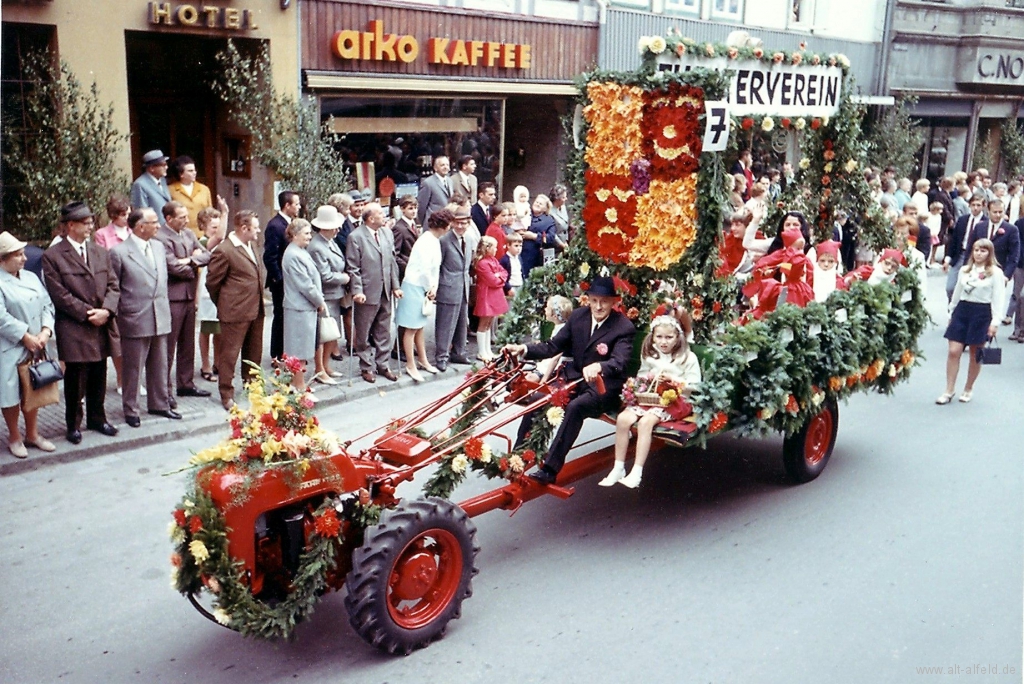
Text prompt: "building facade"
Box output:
[[887, 0, 1024, 179], [299, 0, 600, 206], [1, 0, 299, 225]]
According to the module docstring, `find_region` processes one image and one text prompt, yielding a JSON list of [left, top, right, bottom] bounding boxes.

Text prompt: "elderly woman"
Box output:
[[307, 205, 351, 385], [0, 232, 57, 458], [395, 209, 451, 381], [282, 219, 327, 392], [549, 184, 570, 252], [520, 194, 558, 277]]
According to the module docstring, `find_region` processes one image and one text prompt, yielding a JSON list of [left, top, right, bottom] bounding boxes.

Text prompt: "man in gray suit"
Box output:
[[417, 155, 451, 226], [130, 150, 172, 227], [156, 201, 211, 403], [434, 206, 473, 371], [346, 203, 403, 384], [109, 208, 180, 427]]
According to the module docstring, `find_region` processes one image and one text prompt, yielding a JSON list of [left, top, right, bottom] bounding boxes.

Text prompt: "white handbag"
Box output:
[[422, 298, 436, 317], [319, 315, 341, 343]]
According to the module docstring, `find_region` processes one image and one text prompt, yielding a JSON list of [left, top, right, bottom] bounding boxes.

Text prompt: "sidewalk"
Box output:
[[1, 310, 487, 477]]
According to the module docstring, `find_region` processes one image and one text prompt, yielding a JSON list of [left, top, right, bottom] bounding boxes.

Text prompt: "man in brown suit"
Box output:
[[206, 210, 264, 410], [156, 201, 211, 404], [42, 201, 121, 444]]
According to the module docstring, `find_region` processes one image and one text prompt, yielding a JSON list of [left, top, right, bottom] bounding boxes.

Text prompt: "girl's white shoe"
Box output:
[[598, 463, 626, 487], [619, 470, 643, 489]]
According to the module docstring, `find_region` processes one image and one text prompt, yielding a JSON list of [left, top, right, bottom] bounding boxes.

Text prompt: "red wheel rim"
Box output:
[[804, 408, 833, 466], [386, 528, 463, 630]]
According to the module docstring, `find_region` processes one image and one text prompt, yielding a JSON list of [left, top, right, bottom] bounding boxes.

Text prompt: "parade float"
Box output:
[[170, 35, 927, 654]]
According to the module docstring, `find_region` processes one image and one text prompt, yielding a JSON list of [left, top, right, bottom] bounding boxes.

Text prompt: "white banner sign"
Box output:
[[702, 100, 730, 152], [656, 55, 842, 118]]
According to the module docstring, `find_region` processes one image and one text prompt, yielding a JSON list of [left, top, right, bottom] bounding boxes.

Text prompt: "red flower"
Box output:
[[245, 442, 262, 459], [781, 118, 791, 128], [709, 412, 728, 433], [741, 118, 754, 130], [612, 275, 637, 296], [810, 119, 821, 130], [785, 395, 799, 414], [690, 295, 704, 309], [173, 509, 186, 527], [314, 508, 341, 538], [551, 386, 571, 408], [626, 307, 640, 320], [821, 175, 831, 186], [641, 95, 702, 179], [580, 281, 590, 291], [188, 516, 203, 534], [464, 437, 484, 460], [712, 301, 722, 313], [596, 343, 609, 356], [260, 413, 277, 429], [522, 449, 537, 464], [823, 139, 834, 150], [281, 354, 304, 375], [170, 553, 182, 567], [555, 273, 565, 284]]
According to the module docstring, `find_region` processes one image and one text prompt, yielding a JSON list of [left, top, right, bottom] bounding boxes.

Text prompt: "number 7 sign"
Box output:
[[702, 101, 730, 153]]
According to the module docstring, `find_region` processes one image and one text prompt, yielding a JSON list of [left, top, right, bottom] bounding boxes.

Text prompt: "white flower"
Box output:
[[649, 36, 667, 55], [794, 117, 806, 130], [189, 540, 210, 563], [836, 53, 850, 68], [844, 159, 858, 173], [169, 522, 185, 543], [183, 499, 195, 510], [170, 569, 179, 589], [811, 391, 825, 407], [761, 117, 775, 132], [692, 273, 704, 287], [451, 454, 470, 474], [213, 608, 232, 626], [824, 162, 834, 173], [799, 157, 811, 170], [637, 36, 653, 54], [546, 406, 565, 427], [479, 443, 492, 463], [579, 262, 591, 277], [600, 265, 610, 277], [821, 116, 830, 126], [888, 364, 898, 378], [460, 388, 472, 400], [508, 454, 525, 474]]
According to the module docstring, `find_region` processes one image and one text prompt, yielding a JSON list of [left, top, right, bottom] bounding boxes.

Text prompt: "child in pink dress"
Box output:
[[473, 236, 509, 361]]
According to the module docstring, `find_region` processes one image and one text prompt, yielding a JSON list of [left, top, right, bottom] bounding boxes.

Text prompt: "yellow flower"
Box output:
[[660, 389, 679, 406], [799, 157, 811, 170], [630, 176, 699, 270], [189, 539, 210, 563], [546, 406, 565, 427], [649, 36, 667, 54], [845, 159, 858, 173], [583, 82, 645, 175], [761, 117, 775, 132], [213, 608, 232, 626], [298, 458, 311, 474], [824, 162, 833, 173], [580, 262, 591, 277], [451, 454, 470, 474], [637, 36, 652, 54], [261, 438, 284, 461], [188, 441, 240, 467], [794, 117, 806, 130], [663, 124, 677, 140]]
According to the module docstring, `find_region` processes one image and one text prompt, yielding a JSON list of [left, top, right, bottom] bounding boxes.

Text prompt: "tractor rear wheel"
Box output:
[[344, 497, 479, 655], [782, 399, 838, 483]]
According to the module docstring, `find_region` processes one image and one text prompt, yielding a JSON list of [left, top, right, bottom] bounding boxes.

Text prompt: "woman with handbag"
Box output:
[[938, 238, 1005, 405], [282, 219, 327, 393], [307, 206, 350, 385], [0, 232, 57, 458], [394, 210, 451, 382]]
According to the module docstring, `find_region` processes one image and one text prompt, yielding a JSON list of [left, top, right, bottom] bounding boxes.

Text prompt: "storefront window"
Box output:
[[664, 0, 699, 14], [321, 96, 503, 204], [712, 0, 744, 20]]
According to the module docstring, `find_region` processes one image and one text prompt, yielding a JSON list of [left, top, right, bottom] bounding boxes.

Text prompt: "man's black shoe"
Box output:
[[449, 355, 472, 365], [125, 416, 141, 428], [331, 352, 345, 361], [168, 397, 178, 410], [528, 467, 557, 485], [435, 361, 448, 372], [177, 387, 211, 398], [87, 422, 118, 437], [148, 409, 182, 420], [66, 429, 83, 445]]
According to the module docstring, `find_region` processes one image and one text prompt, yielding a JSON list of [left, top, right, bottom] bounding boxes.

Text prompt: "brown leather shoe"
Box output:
[[360, 370, 376, 384], [378, 368, 398, 382]]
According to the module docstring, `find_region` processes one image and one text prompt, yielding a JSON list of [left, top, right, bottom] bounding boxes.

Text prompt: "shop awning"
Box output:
[[304, 71, 578, 96]]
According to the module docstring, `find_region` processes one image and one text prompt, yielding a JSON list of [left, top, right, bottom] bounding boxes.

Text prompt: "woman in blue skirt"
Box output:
[[395, 210, 452, 382], [939, 238, 1004, 404]]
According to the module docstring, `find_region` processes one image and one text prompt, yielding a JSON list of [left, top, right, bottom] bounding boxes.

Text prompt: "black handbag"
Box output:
[[27, 352, 63, 389], [975, 337, 1002, 365]]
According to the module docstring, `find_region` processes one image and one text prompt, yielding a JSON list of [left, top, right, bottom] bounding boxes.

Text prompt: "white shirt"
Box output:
[[506, 253, 524, 287], [402, 231, 442, 291], [277, 210, 293, 226], [637, 350, 702, 387], [66, 236, 88, 262], [228, 232, 256, 263], [952, 264, 1006, 321]]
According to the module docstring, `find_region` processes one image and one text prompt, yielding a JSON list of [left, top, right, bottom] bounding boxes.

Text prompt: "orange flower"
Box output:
[[846, 375, 857, 388], [583, 82, 645, 176], [785, 395, 799, 414], [629, 176, 699, 270], [709, 412, 728, 433], [828, 376, 843, 392], [314, 509, 341, 538]]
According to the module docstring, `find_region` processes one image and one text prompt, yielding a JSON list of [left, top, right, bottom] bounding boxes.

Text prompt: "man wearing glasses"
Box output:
[[42, 201, 121, 444], [130, 149, 172, 227]]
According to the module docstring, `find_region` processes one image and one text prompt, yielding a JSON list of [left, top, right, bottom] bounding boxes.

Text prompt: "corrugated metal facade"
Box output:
[[600, 8, 881, 93]]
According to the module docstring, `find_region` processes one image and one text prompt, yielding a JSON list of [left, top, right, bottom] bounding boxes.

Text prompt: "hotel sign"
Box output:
[[148, 2, 259, 30], [331, 21, 532, 69]]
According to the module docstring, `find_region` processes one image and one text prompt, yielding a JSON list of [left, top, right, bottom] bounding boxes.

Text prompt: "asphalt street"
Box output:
[[1, 271, 1021, 684]]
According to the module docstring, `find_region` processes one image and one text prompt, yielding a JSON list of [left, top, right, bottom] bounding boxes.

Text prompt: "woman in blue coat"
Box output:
[[519, 194, 558, 278], [0, 233, 56, 458]]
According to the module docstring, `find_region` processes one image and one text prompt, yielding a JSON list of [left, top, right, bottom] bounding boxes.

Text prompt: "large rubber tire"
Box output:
[[782, 399, 839, 484], [344, 497, 479, 655]]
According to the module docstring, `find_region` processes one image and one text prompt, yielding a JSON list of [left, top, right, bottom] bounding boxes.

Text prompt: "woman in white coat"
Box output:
[[0, 232, 57, 458], [282, 219, 327, 392]]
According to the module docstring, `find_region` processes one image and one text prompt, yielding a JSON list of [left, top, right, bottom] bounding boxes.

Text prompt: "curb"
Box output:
[[0, 364, 470, 478]]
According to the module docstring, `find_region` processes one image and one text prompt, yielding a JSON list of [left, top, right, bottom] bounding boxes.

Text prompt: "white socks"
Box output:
[[477, 330, 493, 360], [620, 466, 643, 489], [598, 461, 627, 486]]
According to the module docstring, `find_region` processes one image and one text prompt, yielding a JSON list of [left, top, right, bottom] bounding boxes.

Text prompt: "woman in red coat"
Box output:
[[473, 235, 509, 361]]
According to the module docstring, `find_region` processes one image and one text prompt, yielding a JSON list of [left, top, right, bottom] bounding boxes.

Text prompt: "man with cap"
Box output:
[[345, 202, 402, 383], [503, 276, 636, 485], [434, 206, 474, 371], [155, 200, 212, 402], [42, 201, 121, 444], [264, 190, 302, 360], [130, 150, 172, 226], [109, 208, 179, 427], [417, 156, 452, 226]]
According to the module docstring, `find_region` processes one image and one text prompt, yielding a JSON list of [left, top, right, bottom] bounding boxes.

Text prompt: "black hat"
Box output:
[[60, 201, 94, 223], [588, 276, 619, 298]]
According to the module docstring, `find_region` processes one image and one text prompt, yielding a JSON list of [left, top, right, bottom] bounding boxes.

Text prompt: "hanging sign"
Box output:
[[702, 100, 730, 152], [657, 55, 842, 117]]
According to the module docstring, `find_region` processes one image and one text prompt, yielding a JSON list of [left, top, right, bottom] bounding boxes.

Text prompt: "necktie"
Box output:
[[143, 242, 153, 267], [80, 244, 88, 266], [459, 237, 464, 256], [374, 230, 380, 245], [989, 222, 996, 240]]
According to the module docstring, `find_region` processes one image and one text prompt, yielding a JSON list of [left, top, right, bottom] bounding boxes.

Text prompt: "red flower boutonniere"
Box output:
[[997, 228, 1005, 235], [596, 343, 609, 356]]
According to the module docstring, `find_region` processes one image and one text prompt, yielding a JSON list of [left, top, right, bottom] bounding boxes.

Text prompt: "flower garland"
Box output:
[[637, 32, 851, 75]]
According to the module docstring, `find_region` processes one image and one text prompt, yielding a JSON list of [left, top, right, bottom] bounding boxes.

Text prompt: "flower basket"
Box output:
[[635, 391, 663, 407]]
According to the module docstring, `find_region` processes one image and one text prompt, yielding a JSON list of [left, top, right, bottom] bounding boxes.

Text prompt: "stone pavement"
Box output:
[[1, 309, 489, 476]]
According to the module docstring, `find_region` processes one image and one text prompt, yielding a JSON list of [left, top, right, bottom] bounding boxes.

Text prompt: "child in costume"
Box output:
[[844, 248, 907, 287], [742, 227, 815, 319], [600, 311, 701, 489], [812, 240, 847, 302]]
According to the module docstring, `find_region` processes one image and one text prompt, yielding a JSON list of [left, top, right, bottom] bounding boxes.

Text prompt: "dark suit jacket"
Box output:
[[471, 203, 489, 234], [967, 219, 1021, 279], [155, 225, 210, 302], [521, 214, 557, 276], [831, 222, 857, 273], [417, 173, 451, 225], [525, 307, 636, 397], [1015, 218, 1024, 268], [109, 238, 172, 338], [41, 239, 119, 363], [206, 238, 265, 323], [335, 217, 356, 256], [915, 220, 931, 259], [345, 225, 401, 307], [436, 229, 472, 305], [263, 213, 288, 287], [947, 213, 987, 266], [391, 216, 418, 282]]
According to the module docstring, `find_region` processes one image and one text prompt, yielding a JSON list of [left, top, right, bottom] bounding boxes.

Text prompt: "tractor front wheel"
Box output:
[[782, 400, 839, 483], [344, 497, 479, 655]]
